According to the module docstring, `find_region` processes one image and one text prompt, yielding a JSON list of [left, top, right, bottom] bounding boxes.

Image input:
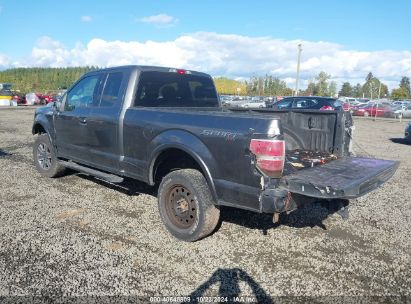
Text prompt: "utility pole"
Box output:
[[378, 81, 382, 99], [294, 44, 302, 96], [370, 82, 373, 100]]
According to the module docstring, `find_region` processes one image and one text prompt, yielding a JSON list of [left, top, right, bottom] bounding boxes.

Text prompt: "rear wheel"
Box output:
[[364, 111, 370, 117], [158, 169, 220, 241], [33, 134, 66, 178]]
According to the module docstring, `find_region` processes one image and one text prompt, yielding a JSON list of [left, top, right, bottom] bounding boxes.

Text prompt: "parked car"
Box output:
[[240, 99, 266, 108], [42, 94, 56, 104], [387, 104, 411, 119], [25, 92, 41, 105], [12, 93, 25, 105], [0, 83, 13, 106], [32, 65, 398, 241], [342, 97, 358, 105], [352, 103, 390, 117], [222, 97, 247, 107], [357, 98, 370, 104], [269, 96, 342, 111]]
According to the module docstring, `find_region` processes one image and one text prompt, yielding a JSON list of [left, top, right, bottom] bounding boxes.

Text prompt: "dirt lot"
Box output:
[[0, 107, 410, 302]]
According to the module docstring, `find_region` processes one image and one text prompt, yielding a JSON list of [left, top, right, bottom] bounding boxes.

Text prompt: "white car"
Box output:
[[240, 100, 265, 108]]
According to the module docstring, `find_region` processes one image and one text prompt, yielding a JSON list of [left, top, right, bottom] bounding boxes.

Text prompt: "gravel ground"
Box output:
[[0, 107, 410, 302]]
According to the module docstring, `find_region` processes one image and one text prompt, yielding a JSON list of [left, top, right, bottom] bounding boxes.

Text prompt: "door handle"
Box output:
[[78, 117, 87, 124]]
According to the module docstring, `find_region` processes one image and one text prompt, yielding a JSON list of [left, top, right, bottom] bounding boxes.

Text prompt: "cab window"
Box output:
[[65, 76, 99, 111], [99, 72, 123, 107]]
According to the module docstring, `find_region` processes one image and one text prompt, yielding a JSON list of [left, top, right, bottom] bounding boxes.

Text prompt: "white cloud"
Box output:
[[81, 15, 92, 22], [137, 14, 178, 26], [0, 53, 12, 69], [4, 33, 411, 90]]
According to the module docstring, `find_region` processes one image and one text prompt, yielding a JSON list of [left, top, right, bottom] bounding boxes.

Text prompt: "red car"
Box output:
[[352, 104, 389, 117], [43, 94, 56, 104]]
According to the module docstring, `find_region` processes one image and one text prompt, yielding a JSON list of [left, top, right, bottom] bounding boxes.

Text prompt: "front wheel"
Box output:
[[158, 169, 220, 241], [364, 111, 370, 117], [33, 134, 66, 178]]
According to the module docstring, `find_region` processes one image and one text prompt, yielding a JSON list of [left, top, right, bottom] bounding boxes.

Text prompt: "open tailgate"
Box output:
[[280, 157, 399, 199]]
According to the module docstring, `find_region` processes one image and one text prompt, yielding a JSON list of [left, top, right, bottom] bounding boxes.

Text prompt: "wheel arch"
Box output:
[[32, 120, 55, 152], [32, 122, 47, 135], [149, 145, 218, 202]]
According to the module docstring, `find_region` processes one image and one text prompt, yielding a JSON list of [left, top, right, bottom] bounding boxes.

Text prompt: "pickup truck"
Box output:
[[32, 65, 399, 241]]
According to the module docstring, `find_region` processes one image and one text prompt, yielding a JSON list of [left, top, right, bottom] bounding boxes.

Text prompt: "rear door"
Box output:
[[86, 70, 128, 172]]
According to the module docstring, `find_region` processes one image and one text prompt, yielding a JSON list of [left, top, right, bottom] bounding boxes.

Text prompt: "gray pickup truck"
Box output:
[[32, 65, 399, 241]]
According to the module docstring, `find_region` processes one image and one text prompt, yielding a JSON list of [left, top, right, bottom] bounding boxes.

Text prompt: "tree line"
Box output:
[[0, 67, 409, 99], [0, 67, 98, 93]]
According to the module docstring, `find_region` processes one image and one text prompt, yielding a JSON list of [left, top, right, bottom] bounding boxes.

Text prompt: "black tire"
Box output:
[[158, 169, 220, 242], [33, 134, 66, 178]]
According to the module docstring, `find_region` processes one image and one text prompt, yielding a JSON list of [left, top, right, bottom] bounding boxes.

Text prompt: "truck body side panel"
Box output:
[[122, 108, 281, 211]]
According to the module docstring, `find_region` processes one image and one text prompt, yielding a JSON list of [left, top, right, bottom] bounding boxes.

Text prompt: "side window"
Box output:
[[65, 76, 99, 111], [99, 72, 123, 107], [276, 98, 293, 109], [294, 99, 308, 108]]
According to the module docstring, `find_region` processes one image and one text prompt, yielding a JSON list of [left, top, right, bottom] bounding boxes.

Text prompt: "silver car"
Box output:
[[392, 104, 411, 119]]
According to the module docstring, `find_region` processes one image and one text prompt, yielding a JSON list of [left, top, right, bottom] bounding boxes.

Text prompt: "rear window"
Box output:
[[134, 71, 218, 107], [292, 98, 341, 109]]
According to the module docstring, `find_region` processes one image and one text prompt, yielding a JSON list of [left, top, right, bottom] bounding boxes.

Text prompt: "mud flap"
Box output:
[[279, 157, 399, 199]]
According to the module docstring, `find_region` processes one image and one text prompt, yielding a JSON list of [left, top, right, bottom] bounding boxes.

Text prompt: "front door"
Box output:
[[54, 74, 101, 163]]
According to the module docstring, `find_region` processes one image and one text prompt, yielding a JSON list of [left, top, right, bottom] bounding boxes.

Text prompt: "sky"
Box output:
[[0, 0, 410, 90]]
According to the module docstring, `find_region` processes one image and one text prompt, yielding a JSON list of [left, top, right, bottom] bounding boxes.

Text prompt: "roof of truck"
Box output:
[[86, 65, 211, 78]]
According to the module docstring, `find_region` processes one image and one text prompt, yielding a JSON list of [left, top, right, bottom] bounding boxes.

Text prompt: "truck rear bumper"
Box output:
[[279, 157, 399, 199]]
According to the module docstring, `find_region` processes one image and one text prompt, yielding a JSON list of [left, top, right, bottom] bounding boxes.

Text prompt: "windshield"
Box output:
[[135, 71, 219, 107]]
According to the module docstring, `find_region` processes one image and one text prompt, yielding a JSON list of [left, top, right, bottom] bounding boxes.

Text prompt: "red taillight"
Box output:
[[177, 69, 186, 74], [320, 105, 334, 111], [249, 139, 285, 178]]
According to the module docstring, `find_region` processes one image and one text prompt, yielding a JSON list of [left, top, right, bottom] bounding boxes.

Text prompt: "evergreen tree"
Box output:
[[399, 76, 411, 97], [339, 82, 353, 97]]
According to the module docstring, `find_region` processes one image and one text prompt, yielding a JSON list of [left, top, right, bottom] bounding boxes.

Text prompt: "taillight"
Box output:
[[320, 105, 334, 111], [249, 139, 285, 178]]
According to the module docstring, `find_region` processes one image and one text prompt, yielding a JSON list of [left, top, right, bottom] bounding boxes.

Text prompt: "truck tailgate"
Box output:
[[280, 157, 399, 199]]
